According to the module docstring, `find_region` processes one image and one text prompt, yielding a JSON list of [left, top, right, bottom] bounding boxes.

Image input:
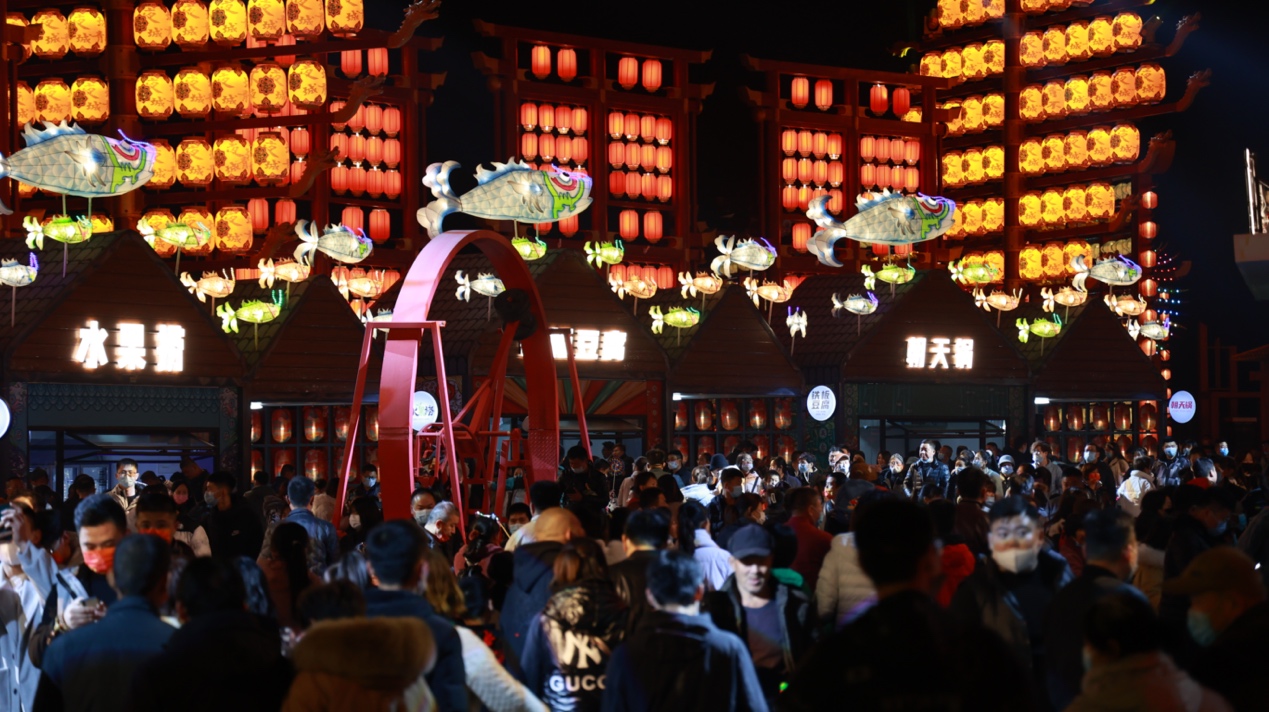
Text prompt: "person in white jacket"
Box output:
[[815, 530, 877, 628], [676, 501, 732, 591], [1117, 467, 1154, 517]]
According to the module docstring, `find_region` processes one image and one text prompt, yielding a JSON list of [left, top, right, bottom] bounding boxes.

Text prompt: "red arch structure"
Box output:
[[335, 229, 560, 523]]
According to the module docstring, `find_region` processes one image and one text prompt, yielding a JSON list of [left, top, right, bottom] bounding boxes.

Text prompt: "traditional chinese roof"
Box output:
[[670, 284, 803, 395], [1031, 298, 1167, 401]]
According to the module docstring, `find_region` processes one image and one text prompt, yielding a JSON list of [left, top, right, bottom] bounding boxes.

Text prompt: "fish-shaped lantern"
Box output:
[[1104, 293, 1148, 317], [949, 258, 1000, 285], [257, 258, 311, 289], [294, 220, 373, 266], [346, 270, 387, 300], [862, 263, 916, 292], [454, 271, 505, 302], [217, 291, 285, 348], [180, 270, 236, 303], [0, 122, 155, 214], [744, 277, 794, 307], [806, 191, 956, 268], [787, 307, 808, 354], [678, 271, 723, 299], [1071, 254, 1142, 293], [832, 292, 878, 318], [585, 240, 624, 268], [139, 220, 211, 251], [1042, 286, 1088, 312], [512, 236, 548, 261], [1129, 316, 1170, 341], [710, 235, 776, 279], [0, 253, 38, 327], [416, 159, 593, 238], [23, 215, 92, 250], [610, 273, 658, 301], [362, 308, 393, 339], [650, 305, 700, 344], [976, 288, 1022, 313], [1017, 314, 1063, 345]]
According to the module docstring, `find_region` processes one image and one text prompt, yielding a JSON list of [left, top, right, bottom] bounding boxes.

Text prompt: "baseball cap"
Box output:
[[1162, 547, 1265, 599], [998, 454, 1014, 465], [727, 524, 774, 559]]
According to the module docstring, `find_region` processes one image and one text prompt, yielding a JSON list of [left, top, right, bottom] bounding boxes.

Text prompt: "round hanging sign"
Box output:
[[806, 385, 836, 422], [412, 390, 439, 431], [0, 399, 9, 439], [1168, 390, 1196, 424]]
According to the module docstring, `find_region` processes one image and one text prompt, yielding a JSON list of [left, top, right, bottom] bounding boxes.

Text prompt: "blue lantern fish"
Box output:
[[0, 122, 155, 214]]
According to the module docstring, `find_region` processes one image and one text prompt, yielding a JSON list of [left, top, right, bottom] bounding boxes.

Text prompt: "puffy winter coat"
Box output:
[[814, 532, 876, 627], [1066, 652, 1231, 712], [282, 617, 436, 712]]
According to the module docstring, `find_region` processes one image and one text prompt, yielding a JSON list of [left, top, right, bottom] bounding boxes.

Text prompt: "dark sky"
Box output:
[[370, 0, 1269, 367]]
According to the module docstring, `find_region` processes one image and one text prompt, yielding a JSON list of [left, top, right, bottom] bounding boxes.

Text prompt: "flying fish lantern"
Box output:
[[710, 235, 776, 279], [218, 291, 285, 348], [1128, 316, 1170, 342], [1041, 285, 1088, 321], [68, 6, 107, 55], [288, 59, 326, 109], [174, 68, 212, 117], [137, 218, 211, 274], [209, 0, 247, 45], [585, 240, 625, 268], [70, 76, 109, 124], [974, 288, 1021, 327], [1104, 293, 1147, 317], [325, 0, 363, 36], [136, 71, 175, 119], [861, 262, 915, 293], [181, 269, 236, 304], [346, 270, 386, 299], [512, 236, 548, 261], [949, 257, 1000, 286], [257, 258, 310, 290], [1017, 314, 1062, 354], [31, 10, 69, 59], [248, 0, 285, 39], [831, 292, 878, 334], [0, 253, 38, 326], [610, 271, 658, 313], [293, 221, 372, 265], [786, 307, 807, 354], [649, 305, 700, 345]]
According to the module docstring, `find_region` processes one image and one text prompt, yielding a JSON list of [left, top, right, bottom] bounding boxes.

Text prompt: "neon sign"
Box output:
[[905, 336, 973, 370], [73, 320, 185, 373]]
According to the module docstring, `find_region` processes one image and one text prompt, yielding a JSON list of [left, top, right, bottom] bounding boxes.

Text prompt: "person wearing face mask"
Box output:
[[735, 453, 762, 494], [972, 450, 1004, 499], [1080, 444, 1117, 491], [1164, 547, 1269, 712], [505, 502, 532, 538], [1154, 440, 1192, 488], [1116, 459, 1156, 518], [950, 496, 1073, 705], [1042, 509, 1146, 710], [108, 458, 145, 532], [794, 453, 819, 488], [201, 471, 265, 561], [1215, 441, 1231, 459], [559, 445, 607, 509], [664, 449, 686, 488], [410, 488, 439, 529], [135, 489, 207, 558], [708, 468, 745, 534], [878, 454, 906, 494], [907, 441, 949, 500], [0, 499, 59, 712], [1159, 487, 1235, 629], [1031, 442, 1065, 494]]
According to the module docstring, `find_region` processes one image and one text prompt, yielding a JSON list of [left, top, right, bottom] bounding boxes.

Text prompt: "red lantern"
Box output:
[[368, 208, 390, 243], [644, 211, 663, 243], [539, 104, 555, 132], [559, 215, 579, 237], [870, 83, 889, 115], [861, 163, 876, 188], [657, 175, 673, 202], [1141, 190, 1158, 209], [656, 264, 674, 289], [272, 409, 294, 442], [530, 45, 551, 79], [572, 138, 589, 164], [607, 142, 624, 169], [341, 50, 362, 77], [619, 210, 639, 239], [610, 264, 626, 283], [289, 160, 305, 185], [813, 160, 828, 186], [367, 47, 388, 77], [364, 104, 383, 135], [1140, 278, 1157, 297], [248, 198, 269, 233], [904, 139, 920, 165], [792, 222, 811, 252], [538, 134, 555, 161], [365, 136, 383, 166], [797, 158, 812, 184], [383, 138, 401, 168], [782, 185, 798, 210], [329, 133, 347, 159], [893, 86, 911, 116], [797, 130, 813, 157], [781, 130, 797, 156], [556, 108, 572, 134], [347, 134, 365, 163], [1139, 221, 1157, 239], [654, 118, 672, 145], [384, 169, 402, 199], [1139, 250, 1156, 268], [829, 189, 844, 213], [641, 59, 662, 92], [382, 106, 401, 136], [557, 48, 577, 82], [624, 171, 640, 199], [640, 115, 657, 143], [814, 80, 832, 110], [641, 172, 656, 199], [828, 161, 844, 187], [607, 111, 623, 139], [274, 198, 296, 224], [812, 132, 828, 158], [860, 135, 876, 162], [609, 171, 625, 195], [303, 406, 328, 441], [365, 167, 384, 197], [904, 166, 920, 192], [572, 107, 588, 135], [290, 127, 310, 157], [556, 137, 573, 164], [330, 164, 348, 193], [781, 157, 797, 183], [827, 133, 843, 159], [617, 57, 638, 89], [342, 206, 364, 231], [875, 138, 891, 164], [656, 146, 673, 173], [790, 77, 809, 108]]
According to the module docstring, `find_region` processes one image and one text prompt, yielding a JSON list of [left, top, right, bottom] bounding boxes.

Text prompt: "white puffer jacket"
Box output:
[[815, 532, 877, 627]]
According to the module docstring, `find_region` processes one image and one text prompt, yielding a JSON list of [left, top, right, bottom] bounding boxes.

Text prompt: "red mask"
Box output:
[[83, 546, 116, 575], [138, 528, 174, 544]]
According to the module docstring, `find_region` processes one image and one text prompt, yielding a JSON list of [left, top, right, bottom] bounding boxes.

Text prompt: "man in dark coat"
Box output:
[[202, 471, 265, 560], [608, 508, 670, 636], [952, 467, 992, 556], [1160, 486, 1234, 626], [501, 508, 583, 660]]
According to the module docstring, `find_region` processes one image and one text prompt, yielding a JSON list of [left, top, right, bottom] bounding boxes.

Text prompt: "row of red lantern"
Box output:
[[607, 112, 673, 144], [339, 48, 391, 78], [606, 143, 671, 173], [330, 166, 405, 199], [918, 42, 1006, 83], [251, 447, 378, 479], [1019, 14, 1143, 68], [611, 262, 676, 288], [935, 0, 1005, 29], [780, 130, 844, 160], [1018, 183, 1116, 229], [536, 215, 581, 237], [1019, 66, 1165, 122], [131, 0, 362, 51], [939, 94, 1005, 135], [529, 45, 580, 82], [861, 164, 920, 194], [521, 103, 590, 135], [17, 77, 110, 125], [615, 57, 662, 92], [253, 406, 380, 445], [330, 102, 403, 137], [608, 171, 674, 203], [861, 136, 920, 165], [245, 198, 298, 233], [940, 147, 1006, 187], [788, 77, 835, 111], [133, 63, 326, 120], [866, 84, 912, 118], [616, 210, 666, 243], [1018, 125, 1141, 175], [943, 199, 1006, 238], [330, 134, 403, 168], [1039, 403, 1147, 433], [523, 134, 590, 167], [781, 159, 843, 189], [13, 8, 106, 60], [781, 186, 846, 214]]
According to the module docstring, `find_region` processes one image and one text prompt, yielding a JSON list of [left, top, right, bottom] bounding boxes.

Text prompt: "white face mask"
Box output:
[[118, 476, 136, 490], [738, 462, 753, 473], [1083, 452, 1097, 464], [412, 510, 430, 527], [667, 460, 680, 471], [508, 523, 525, 535], [1000, 464, 1014, 475], [992, 547, 1040, 574]]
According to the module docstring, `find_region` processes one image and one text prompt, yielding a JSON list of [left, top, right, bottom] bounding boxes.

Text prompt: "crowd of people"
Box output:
[[2, 435, 1268, 711]]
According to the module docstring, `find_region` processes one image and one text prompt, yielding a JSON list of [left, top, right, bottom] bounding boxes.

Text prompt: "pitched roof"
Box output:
[[1032, 298, 1168, 400], [670, 285, 803, 395]]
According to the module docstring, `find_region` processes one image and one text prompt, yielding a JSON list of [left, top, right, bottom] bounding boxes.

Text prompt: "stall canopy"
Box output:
[[671, 284, 802, 396], [1031, 301, 1167, 400]]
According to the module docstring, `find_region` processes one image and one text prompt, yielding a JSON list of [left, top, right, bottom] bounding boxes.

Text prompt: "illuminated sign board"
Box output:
[[546, 330, 627, 361], [905, 336, 974, 370], [73, 320, 185, 373]]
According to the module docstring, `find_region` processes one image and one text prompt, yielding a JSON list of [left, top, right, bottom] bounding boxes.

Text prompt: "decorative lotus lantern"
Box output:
[[1111, 68, 1137, 107], [1113, 12, 1143, 50], [248, 0, 285, 39], [209, 0, 247, 45], [70, 76, 109, 123], [250, 62, 288, 113], [176, 138, 215, 187], [174, 68, 212, 117], [1110, 124, 1140, 162], [34, 79, 71, 124], [68, 6, 107, 55], [31, 10, 69, 59], [325, 0, 363, 36], [252, 132, 289, 185], [288, 59, 327, 109], [215, 206, 253, 253], [211, 65, 250, 115]]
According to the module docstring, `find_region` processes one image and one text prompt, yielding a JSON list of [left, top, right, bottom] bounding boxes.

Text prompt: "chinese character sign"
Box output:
[[545, 330, 628, 361], [905, 337, 927, 369], [905, 336, 974, 370], [73, 320, 185, 373]]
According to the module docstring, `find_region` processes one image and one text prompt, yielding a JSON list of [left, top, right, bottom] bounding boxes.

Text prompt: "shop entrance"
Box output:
[[859, 419, 1008, 462], [28, 428, 218, 497]]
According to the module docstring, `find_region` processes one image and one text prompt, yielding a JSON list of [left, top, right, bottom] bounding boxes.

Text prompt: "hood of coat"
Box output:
[[940, 542, 977, 579], [542, 579, 628, 638], [1079, 652, 1207, 711], [511, 541, 564, 595], [292, 617, 436, 692]]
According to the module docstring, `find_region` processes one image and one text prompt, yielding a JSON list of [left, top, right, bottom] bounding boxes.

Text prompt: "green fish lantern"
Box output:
[[512, 236, 548, 261], [138, 219, 211, 275], [650, 305, 700, 345], [862, 263, 916, 292], [416, 159, 593, 238], [949, 257, 1000, 285], [217, 291, 285, 349], [585, 240, 624, 268], [832, 291, 878, 334], [23, 215, 92, 250], [1017, 314, 1062, 352], [0, 122, 156, 215]]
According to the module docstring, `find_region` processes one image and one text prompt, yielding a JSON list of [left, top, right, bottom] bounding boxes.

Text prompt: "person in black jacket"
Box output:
[[202, 471, 264, 560], [501, 507, 584, 660], [358, 520, 466, 712], [560, 445, 608, 509], [1160, 486, 1235, 628], [602, 550, 766, 712], [608, 508, 670, 636]]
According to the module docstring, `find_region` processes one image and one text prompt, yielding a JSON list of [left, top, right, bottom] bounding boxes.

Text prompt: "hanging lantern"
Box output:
[[287, 58, 326, 109], [903, 167, 920, 193], [869, 84, 888, 115], [214, 135, 252, 184], [274, 198, 297, 225], [558, 215, 579, 237], [174, 67, 212, 117], [617, 57, 639, 89], [252, 132, 289, 185], [860, 163, 877, 189], [249, 62, 287, 113], [1113, 12, 1143, 50], [177, 208, 215, 256], [814, 80, 833, 110], [530, 44, 551, 79], [210, 65, 249, 115], [1111, 68, 1138, 107], [360, 46, 386, 77], [146, 140, 176, 190], [247, 0, 285, 39], [284, 0, 321, 36], [31, 10, 69, 59], [325, 0, 363, 36], [539, 134, 556, 162], [642, 59, 662, 92], [209, 0, 247, 45], [556, 48, 578, 82], [1139, 221, 1157, 239], [68, 76, 108, 123], [619, 210, 639, 239], [215, 205, 253, 253], [272, 409, 294, 442], [366, 136, 383, 166], [790, 77, 809, 108], [340, 49, 362, 77], [1110, 124, 1140, 162], [792, 222, 811, 252], [14, 82, 34, 126], [347, 164, 366, 195], [247, 198, 270, 233], [365, 166, 384, 196], [368, 208, 391, 243], [134, 3, 174, 50], [340, 206, 364, 232], [176, 138, 214, 187], [644, 211, 664, 243], [68, 6, 107, 56], [657, 175, 673, 202], [34, 79, 71, 124], [134, 71, 174, 120], [382, 168, 402, 199]]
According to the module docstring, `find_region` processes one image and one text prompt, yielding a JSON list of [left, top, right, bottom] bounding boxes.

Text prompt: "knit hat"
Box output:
[[709, 453, 730, 471]]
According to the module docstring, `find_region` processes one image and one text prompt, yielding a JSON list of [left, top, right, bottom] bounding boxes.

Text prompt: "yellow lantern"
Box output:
[[214, 135, 252, 183], [34, 79, 71, 124], [212, 65, 251, 114], [247, 0, 285, 39], [983, 94, 1005, 128], [215, 206, 253, 253], [325, 0, 363, 36], [16, 82, 34, 126], [919, 53, 941, 77], [1063, 186, 1089, 223], [1111, 68, 1137, 107], [961, 201, 984, 236], [148, 140, 176, 190], [7, 14, 31, 63], [962, 0, 983, 25], [1089, 16, 1114, 56], [983, 146, 1004, 180], [1020, 32, 1045, 68], [1019, 246, 1043, 280], [68, 6, 107, 55], [1042, 81, 1067, 119], [1110, 124, 1140, 163], [1135, 64, 1166, 104], [176, 138, 214, 187], [285, 0, 323, 37], [937, 0, 962, 29], [250, 63, 288, 114], [1087, 127, 1112, 165], [172, 0, 210, 48], [1112, 13, 1143, 51], [1040, 189, 1064, 226], [1064, 131, 1089, 169], [1064, 240, 1093, 273], [983, 40, 1004, 75], [135, 71, 174, 120], [90, 214, 113, 233], [174, 67, 212, 117], [252, 132, 289, 185], [1041, 243, 1066, 279], [983, 198, 1004, 233], [985, 251, 1005, 278], [209, 0, 247, 45], [1020, 85, 1045, 121], [178, 208, 215, 256], [941, 152, 963, 187], [287, 59, 326, 109], [1019, 138, 1043, 175], [141, 210, 179, 257], [961, 44, 986, 81], [1086, 183, 1114, 219], [1088, 73, 1113, 111], [940, 49, 963, 79], [961, 96, 984, 133], [31, 10, 69, 60], [70, 76, 109, 123], [962, 148, 985, 185], [942, 100, 963, 136], [133, 2, 172, 50], [1041, 134, 1066, 173], [1065, 76, 1090, 115], [1065, 22, 1091, 62], [1020, 0, 1046, 12], [1042, 26, 1066, 65]]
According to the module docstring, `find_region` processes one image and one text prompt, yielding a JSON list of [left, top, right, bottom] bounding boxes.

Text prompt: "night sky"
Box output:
[[369, 0, 1269, 383]]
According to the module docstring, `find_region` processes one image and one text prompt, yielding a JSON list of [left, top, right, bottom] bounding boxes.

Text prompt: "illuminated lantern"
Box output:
[[539, 134, 555, 162], [962, 202, 983, 236], [34, 79, 72, 124], [790, 76, 809, 108], [178, 208, 215, 256], [325, 0, 363, 35], [984, 40, 1005, 74], [643, 172, 658, 200], [1064, 186, 1089, 222], [340, 49, 362, 77], [814, 80, 833, 111], [215, 205, 253, 252], [983, 146, 1004, 180], [940, 49, 962, 80], [827, 133, 843, 159], [174, 68, 212, 117], [368, 208, 391, 243], [656, 146, 673, 173], [869, 84, 888, 115], [1111, 68, 1137, 107], [782, 185, 798, 210], [791, 222, 811, 252], [983, 198, 1004, 232], [1140, 190, 1158, 210], [213, 135, 252, 183], [284, 0, 321, 37], [940, 152, 963, 187], [919, 53, 941, 77], [889, 138, 906, 165], [248, 198, 269, 232], [1043, 26, 1066, 65], [641, 59, 663, 92], [211, 65, 250, 115], [962, 95, 984, 132], [382, 169, 402, 199], [147, 140, 176, 190], [15, 82, 34, 126], [623, 112, 639, 140], [287, 127, 309, 158], [1019, 245, 1043, 280], [135, 71, 174, 120], [288, 59, 326, 109], [248, 0, 285, 39], [1089, 16, 1114, 56], [962, 148, 985, 184], [1113, 12, 1143, 50], [522, 133, 539, 161], [7, 14, 30, 63], [653, 118, 673, 146], [1019, 138, 1043, 174], [1019, 85, 1045, 121], [1020, 31, 1045, 67], [828, 161, 844, 187], [1135, 64, 1166, 104], [552, 48, 578, 82], [273, 33, 296, 67], [619, 210, 639, 239], [252, 132, 289, 185], [1088, 72, 1113, 111], [607, 112, 624, 139], [209, 0, 247, 45], [88, 214, 113, 233], [68, 76, 108, 123], [1065, 22, 1091, 62], [1139, 221, 1157, 239], [1039, 134, 1065, 173], [275, 198, 297, 224], [1139, 250, 1156, 269], [530, 45, 550, 79], [1087, 127, 1112, 164], [640, 115, 657, 143], [1042, 81, 1067, 118], [874, 137, 891, 164], [983, 93, 1005, 127], [68, 6, 107, 55], [1086, 183, 1115, 219], [617, 57, 639, 89], [329, 164, 347, 193], [32, 10, 69, 59], [347, 165, 366, 195], [1110, 124, 1140, 162], [303, 407, 327, 442], [1040, 190, 1065, 226], [811, 160, 828, 186], [341, 206, 364, 231], [272, 409, 293, 443], [1066, 76, 1090, 115], [962, 44, 985, 80], [1018, 193, 1042, 229], [654, 174, 671, 203], [250, 62, 287, 113], [365, 136, 383, 166], [796, 158, 812, 184], [644, 211, 664, 243], [859, 135, 875, 162], [176, 138, 214, 187]]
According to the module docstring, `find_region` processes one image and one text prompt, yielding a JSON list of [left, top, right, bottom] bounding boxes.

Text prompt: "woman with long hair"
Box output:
[[259, 521, 319, 631], [677, 499, 731, 591], [453, 513, 504, 578]]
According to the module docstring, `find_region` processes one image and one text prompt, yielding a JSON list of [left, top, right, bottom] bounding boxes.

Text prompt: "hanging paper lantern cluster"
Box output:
[[938, 94, 1005, 136], [943, 198, 1005, 239], [519, 102, 589, 172], [613, 56, 663, 92], [918, 41, 1005, 81], [1016, 183, 1114, 230], [68, 6, 107, 55], [1018, 66, 1164, 122], [527, 44, 581, 82], [31, 10, 70, 59], [605, 111, 673, 204], [788, 77, 834, 111], [329, 102, 404, 200], [1018, 14, 1142, 68], [939, 145, 1004, 188], [935, 0, 1005, 29], [1017, 124, 1141, 174], [779, 129, 846, 212]]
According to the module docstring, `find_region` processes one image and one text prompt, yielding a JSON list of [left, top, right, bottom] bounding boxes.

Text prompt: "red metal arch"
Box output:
[[336, 229, 559, 522]]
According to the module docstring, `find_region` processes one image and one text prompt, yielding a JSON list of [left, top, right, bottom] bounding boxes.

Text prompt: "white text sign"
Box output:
[[73, 320, 185, 373], [905, 336, 974, 370]]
